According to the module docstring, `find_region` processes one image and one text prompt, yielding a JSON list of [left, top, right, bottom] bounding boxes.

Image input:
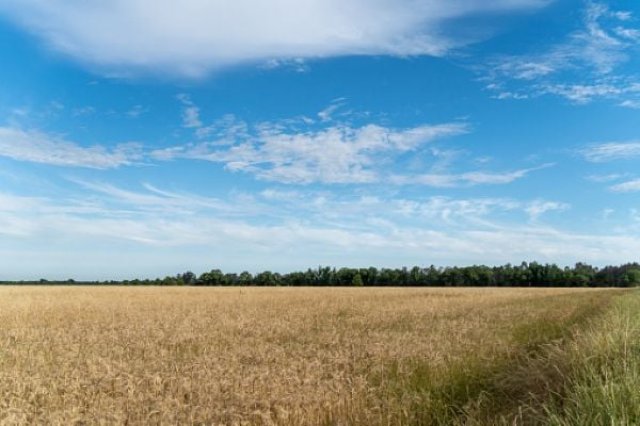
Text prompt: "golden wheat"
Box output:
[[0, 286, 617, 425]]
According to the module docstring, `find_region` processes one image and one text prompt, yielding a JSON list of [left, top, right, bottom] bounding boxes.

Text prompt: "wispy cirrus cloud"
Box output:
[[5, 181, 636, 281], [0, 0, 550, 77], [619, 99, 640, 109], [543, 82, 640, 104], [580, 141, 640, 162], [126, 105, 148, 118], [71, 180, 232, 214], [486, 2, 640, 106], [585, 173, 629, 183], [391, 196, 568, 222], [580, 143, 640, 193], [0, 127, 142, 169], [609, 178, 640, 192], [177, 94, 202, 128], [254, 190, 570, 227], [490, 2, 633, 80], [525, 199, 570, 220], [389, 164, 553, 187]]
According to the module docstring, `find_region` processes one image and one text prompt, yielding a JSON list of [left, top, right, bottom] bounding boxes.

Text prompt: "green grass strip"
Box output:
[[371, 290, 626, 425], [539, 289, 640, 425]]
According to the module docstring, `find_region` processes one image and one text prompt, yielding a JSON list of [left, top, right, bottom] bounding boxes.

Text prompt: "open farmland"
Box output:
[[0, 287, 633, 425]]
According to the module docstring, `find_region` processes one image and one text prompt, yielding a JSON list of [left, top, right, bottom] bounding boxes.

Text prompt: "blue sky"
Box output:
[[0, 0, 640, 280]]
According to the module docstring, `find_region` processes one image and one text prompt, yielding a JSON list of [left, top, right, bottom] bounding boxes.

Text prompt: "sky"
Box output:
[[0, 0, 639, 280]]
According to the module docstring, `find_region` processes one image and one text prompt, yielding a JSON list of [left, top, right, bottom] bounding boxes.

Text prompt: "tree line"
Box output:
[[8, 262, 640, 287]]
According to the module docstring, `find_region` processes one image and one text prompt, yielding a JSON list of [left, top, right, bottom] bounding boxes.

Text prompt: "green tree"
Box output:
[[238, 271, 253, 286], [352, 273, 363, 287], [198, 269, 224, 285], [180, 271, 197, 285], [622, 269, 640, 287]]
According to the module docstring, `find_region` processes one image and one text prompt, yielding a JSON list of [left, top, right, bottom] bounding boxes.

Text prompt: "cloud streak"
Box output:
[[610, 178, 640, 193], [0, 127, 142, 169], [390, 164, 554, 187], [580, 141, 640, 162], [525, 200, 570, 220]]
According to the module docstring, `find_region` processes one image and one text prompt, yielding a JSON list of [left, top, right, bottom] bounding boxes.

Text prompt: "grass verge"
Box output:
[[539, 289, 640, 425], [370, 290, 628, 425]]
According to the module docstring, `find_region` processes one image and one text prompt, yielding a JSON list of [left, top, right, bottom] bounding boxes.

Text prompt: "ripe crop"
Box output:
[[0, 286, 619, 424]]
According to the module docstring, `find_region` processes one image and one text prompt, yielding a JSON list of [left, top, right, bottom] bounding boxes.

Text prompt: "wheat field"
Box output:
[[0, 286, 620, 425]]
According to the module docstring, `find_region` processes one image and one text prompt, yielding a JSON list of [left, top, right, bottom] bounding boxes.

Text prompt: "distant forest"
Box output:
[[4, 262, 640, 287]]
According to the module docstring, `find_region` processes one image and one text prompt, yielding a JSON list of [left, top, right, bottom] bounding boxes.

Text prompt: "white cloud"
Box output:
[[393, 197, 569, 223], [260, 58, 309, 73], [152, 106, 550, 187], [127, 105, 147, 118], [71, 180, 231, 214], [542, 83, 622, 104], [620, 99, 640, 109], [390, 164, 553, 187], [580, 141, 640, 162], [525, 200, 570, 220], [493, 91, 530, 100], [78, 183, 522, 227], [177, 94, 202, 128], [491, 3, 631, 79], [152, 122, 469, 184], [1, 183, 634, 281], [540, 81, 640, 104], [494, 61, 557, 81], [0, 0, 550, 77], [610, 178, 640, 193], [585, 173, 627, 183], [317, 99, 347, 122], [197, 114, 251, 141], [614, 27, 640, 41], [393, 197, 521, 221], [486, 2, 640, 105], [260, 188, 305, 202], [256, 188, 569, 229], [72, 106, 96, 117], [0, 127, 142, 169]]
